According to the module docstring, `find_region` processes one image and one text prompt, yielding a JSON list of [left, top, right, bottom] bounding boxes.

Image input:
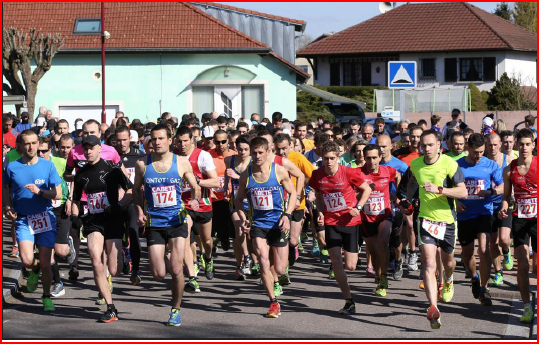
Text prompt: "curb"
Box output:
[[500, 275, 537, 339], [2, 259, 24, 304]]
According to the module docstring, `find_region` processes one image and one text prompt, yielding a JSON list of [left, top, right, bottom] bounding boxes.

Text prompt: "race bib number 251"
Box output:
[[28, 211, 54, 235]]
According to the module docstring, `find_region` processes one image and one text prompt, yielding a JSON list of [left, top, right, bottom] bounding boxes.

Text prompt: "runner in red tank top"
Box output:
[[360, 144, 399, 298], [309, 141, 371, 315], [498, 128, 536, 324], [175, 126, 220, 291]]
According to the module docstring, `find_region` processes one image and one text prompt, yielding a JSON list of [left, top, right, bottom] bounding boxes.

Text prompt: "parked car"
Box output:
[[323, 101, 396, 136]]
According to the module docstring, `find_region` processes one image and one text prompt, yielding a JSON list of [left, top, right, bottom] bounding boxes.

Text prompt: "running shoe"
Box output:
[[221, 238, 230, 252], [503, 253, 514, 271], [251, 262, 260, 276], [26, 270, 40, 293], [471, 277, 481, 299], [185, 277, 201, 293], [51, 282, 65, 298], [242, 257, 252, 276], [274, 282, 283, 297], [235, 267, 247, 281], [437, 284, 443, 301], [312, 239, 320, 257], [426, 305, 441, 329], [442, 279, 454, 303], [319, 248, 329, 264], [338, 300, 356, 315], [96, 292, 106, 305], [407, 252, 419, 271], [199, 255, 206, 272], [490, 272, 503, 286], [193, 262, 200, 277], [375, 275, 389, 297], [266, 301, 281, 318], [167, 309, 181, 326], [205, 258, 215, 280], [66, 236, 76, 265], [9, 245, 19, 258], [329, 264, 335, 279], [130, 270, 141, 286], [419, 280, 425, 290], [479, 289, 493, 306], [68, 265, 79, 281], [42, 296, 55, 312], [393, 259, 403, 281], [279, 267, 291, 286], [520, 305, 534, 323], [297, 240, 304, 253], [388, 259, 395, 271], [366, 265, 375, 278], [99, 307, 119, 323]]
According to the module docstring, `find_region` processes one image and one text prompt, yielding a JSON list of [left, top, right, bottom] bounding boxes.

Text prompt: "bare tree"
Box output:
[[3, 27, 65, 120], [295, 34, 313, 51]]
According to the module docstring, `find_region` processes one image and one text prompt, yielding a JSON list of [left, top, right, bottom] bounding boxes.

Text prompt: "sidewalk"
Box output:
[[2, 218, 24, 304]]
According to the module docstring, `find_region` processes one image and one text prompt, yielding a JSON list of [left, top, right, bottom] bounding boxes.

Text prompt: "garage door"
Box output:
[[58, 105, 120, 132]]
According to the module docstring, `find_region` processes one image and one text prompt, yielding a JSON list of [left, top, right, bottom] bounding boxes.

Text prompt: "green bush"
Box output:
[[322, 86, 386, 112], [469, 83, 488, 111], [487, 72, 534, 110]]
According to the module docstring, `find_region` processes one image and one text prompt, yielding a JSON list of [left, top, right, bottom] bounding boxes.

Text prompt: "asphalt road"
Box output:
[[2, 234, 535, 340]]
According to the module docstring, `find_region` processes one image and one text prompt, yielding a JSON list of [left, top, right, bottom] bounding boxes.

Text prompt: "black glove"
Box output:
[[71, 215, 83, 230], [400, 199, 413, 212]]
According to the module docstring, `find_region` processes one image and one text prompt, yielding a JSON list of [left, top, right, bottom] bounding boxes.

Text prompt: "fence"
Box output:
[[374, 88, 471, 113]]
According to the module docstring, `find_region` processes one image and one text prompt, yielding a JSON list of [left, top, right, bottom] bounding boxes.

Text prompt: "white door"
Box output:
[[214, 86, 241, 121], [58, 105, 120, 132]]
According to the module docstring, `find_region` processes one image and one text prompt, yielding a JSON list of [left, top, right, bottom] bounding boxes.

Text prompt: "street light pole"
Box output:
[[101, 2, 106, 124]]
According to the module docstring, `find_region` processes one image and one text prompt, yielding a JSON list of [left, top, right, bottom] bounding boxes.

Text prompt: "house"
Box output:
[[2, 2, 308, 127], [296, 2, 537, 92]]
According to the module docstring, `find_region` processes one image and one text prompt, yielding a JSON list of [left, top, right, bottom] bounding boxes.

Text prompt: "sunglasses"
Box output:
[[38, 149, 50, 154], [214, 139, 228, 145]]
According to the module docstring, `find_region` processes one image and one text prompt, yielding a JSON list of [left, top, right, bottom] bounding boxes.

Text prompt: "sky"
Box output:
[[224, 2, 509, 40]]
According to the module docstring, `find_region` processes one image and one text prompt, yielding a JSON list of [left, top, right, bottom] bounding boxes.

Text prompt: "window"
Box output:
[[241, 86, 263, 118], [343, 62, 361, 86], [73, 19, 101, 34], [420, 58, 436, 78], [330, 63, 340, 86], [445, 58, 458, 82], [460, 58, 483, 81], [192, 86, 214, 116], [483, 57, 496, 82], [298, 65, 309, 74]]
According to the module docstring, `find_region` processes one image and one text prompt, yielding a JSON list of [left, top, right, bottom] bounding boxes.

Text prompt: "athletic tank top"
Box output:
[[144, 153, 187, 227], [230, 155, 250, 211], [181, 148, 212, 212], [246, 163, 285, 229], [510, 156, 537, 218]]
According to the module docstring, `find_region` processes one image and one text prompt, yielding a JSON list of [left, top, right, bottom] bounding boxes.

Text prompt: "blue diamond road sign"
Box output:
[[388, 61, 417, 89]]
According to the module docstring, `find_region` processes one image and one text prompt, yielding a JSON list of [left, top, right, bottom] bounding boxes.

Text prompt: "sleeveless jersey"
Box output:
[[230, 155, 249, 211], [510, 156, 537, 219], [360, 165, 396, 223], [246, 163, 285, 229], [181, 148, 212, 212], [144, 154, 187, 227]]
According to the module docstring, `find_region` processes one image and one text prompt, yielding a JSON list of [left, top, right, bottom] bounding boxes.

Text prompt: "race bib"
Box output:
[[87, 192, 109, 214], [214, 177, 225, 193], [517, 198, 537, 219], [251, 190, 273, 210], [28, 211, 54, 235], [422, 219, 447, 241], [51, 198, 62, 208], [126, 167, 135, 184], [323, 192, 347, 212], [465, 179, 485, 200], [365, 196, 385, 216], [152, 185, 177, 208]]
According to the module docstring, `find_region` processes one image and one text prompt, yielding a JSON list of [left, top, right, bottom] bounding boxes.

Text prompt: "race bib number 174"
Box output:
[[152, 185, 177, 208]]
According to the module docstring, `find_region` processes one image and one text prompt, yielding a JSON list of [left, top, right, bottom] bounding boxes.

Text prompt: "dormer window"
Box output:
[[73, 18, 101, 35]]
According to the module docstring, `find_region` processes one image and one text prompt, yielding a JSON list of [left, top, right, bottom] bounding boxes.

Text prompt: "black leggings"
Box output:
[[125, 204, 142, 271]]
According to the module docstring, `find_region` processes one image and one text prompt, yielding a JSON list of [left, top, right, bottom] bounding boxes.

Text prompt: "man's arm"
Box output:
[[234, 171, 249, 223], [200, 168, 220, 188], [277, 165, 297, 216], [282, 157, 305, 199], [179, 158, 201, 202]]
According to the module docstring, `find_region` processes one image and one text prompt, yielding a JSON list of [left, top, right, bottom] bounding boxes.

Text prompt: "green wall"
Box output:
[[6, 53, 297, 122]]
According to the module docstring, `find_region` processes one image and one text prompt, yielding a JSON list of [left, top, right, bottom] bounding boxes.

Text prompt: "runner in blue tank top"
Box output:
[[234, 137, 296, 319], [132, 124, 201, 327], [486, 133, 514, 286], [224, 135, 254, 280]]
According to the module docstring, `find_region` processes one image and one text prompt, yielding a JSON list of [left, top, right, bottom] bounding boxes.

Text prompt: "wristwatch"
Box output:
[[296, 195, 302, 201], [438, 187, 444, 194], [355, 204, 363, 212], [283, 213, 292, 221], [38, 189, 43, 197], [490, 188, 496, 196]]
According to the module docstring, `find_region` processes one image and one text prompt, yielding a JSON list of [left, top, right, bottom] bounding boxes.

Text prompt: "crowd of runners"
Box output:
[[2, 108, 537, 329]]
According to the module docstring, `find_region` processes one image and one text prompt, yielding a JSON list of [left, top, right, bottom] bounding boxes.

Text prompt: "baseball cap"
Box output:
[[482, 117, 494, 127], [82, 135, 101, 147], [201, 113, 212, 121], [202, 126, 215, 138], [130, 130, 139, 143]]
